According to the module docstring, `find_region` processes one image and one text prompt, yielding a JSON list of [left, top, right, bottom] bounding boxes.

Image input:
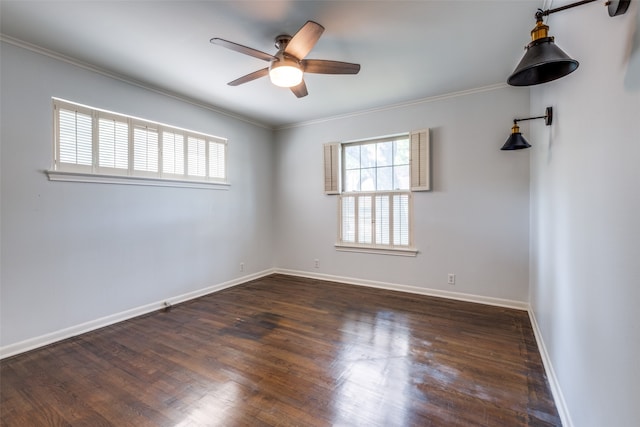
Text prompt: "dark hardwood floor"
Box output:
[[0, 274, 560, 426]]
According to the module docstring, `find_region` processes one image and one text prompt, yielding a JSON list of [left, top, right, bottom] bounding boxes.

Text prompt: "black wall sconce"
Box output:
[[508, 0, 631, 86], [501, 107, 553, 150]]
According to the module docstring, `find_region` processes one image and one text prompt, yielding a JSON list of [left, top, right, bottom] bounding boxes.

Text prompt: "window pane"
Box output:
[[361, 143, 376, 168], [358, 195, 372, 244], [375, 195, 390, 245], [187, 136, 206, 177], [376, 166, 393, 191], [394, 138, 410, 165], [59, 109, 92, 165], [341, 196, 356, 243], [99, 118, 128, 169], [361, 167, 376, 191], [394, 164, 410, 190], [393, 194, 410, 246], [162, 131, 184, 175], [133, 126, 159, 172], [376, 141, 393, 167], [344, 145, 360, 170], [345, 169, 360, 192], [343, 136, 410, 193]]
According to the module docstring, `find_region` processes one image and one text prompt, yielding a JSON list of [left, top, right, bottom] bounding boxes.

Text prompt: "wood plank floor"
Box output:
[[0, 274, 560, 426]]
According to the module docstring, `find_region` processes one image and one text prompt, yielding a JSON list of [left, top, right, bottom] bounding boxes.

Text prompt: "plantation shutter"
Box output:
[[358, 195, 373, 244], [375, 195, 390, 245], [410, 129, 430, 191], [161, 130, 185, 176], [56, 103, 93, 171], [98, 114, 129, 172], [208, 140, 226, 180], [393, 193, 410, 245], [187, 136, 206, 177], [323, 143, 340, 194], [133, 123, 159, 174], [340, 195, 356, 243]]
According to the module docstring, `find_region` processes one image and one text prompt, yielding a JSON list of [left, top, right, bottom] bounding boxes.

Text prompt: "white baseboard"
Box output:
[[0, 268, 276, 359], [274, 268, 529, 311], [528, 307, 573, 427]]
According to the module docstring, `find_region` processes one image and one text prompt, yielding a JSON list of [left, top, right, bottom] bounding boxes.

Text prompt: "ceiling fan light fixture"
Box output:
[[269, 57, 303, 88], [211, 20, 360, 97]]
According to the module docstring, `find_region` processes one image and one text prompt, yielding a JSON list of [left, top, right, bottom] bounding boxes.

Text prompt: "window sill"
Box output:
[[46, 170, 230, 190], [335, 243, 418, 257]]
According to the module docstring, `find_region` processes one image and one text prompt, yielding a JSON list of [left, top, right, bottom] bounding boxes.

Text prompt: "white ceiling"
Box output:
[[0, 0, 542, 128]]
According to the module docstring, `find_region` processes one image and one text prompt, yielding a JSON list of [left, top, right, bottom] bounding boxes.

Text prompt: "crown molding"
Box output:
[[0, 34, 272, 130], [275, 83, 512, 130]]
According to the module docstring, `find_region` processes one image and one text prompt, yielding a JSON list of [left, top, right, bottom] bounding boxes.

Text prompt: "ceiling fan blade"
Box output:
[[228, 68, 269, 86], [290, 80, 308, 98], [302, 59, 361, 75], [284, 21, 325, 59], [210, 38, 276, 62]]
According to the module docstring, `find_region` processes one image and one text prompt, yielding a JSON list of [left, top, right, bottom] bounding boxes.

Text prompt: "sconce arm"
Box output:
[[514, 107, 553, 126]]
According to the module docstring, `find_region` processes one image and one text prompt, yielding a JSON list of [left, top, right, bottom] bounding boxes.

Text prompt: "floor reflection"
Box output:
[[330, 310, 412, 426], [173, 381, 240, 427]]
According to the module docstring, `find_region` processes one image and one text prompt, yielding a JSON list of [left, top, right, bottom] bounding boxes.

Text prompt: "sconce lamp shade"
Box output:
[[501, 124, 532, 150], [507, 37, 579, 86]]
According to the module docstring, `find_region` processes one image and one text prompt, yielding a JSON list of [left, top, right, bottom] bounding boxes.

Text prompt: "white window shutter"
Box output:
[[323, 143, 340, 194], [55, 101, 93, 171], [98, 114, 129, 171], [410, 129, 430, 191], [132, 123, 159, 174]]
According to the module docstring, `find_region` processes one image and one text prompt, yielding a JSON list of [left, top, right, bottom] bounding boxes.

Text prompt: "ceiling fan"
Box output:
[[210, 21, 360, 98]]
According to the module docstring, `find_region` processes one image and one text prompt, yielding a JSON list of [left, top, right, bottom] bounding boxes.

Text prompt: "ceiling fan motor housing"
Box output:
[[274, 34, 292, 51]]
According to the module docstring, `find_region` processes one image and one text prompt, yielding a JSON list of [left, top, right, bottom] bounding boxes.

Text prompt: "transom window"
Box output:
[[51, 98, 227, 186]]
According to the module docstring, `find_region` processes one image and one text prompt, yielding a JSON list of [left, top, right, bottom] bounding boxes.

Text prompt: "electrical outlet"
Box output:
[[448, 273, 456, 285], [240, 262, 245, 272], [314, 259, 319, 269]]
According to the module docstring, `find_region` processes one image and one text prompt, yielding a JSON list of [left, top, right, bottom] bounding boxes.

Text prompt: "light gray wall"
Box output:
[[529, 3, 640, 427], [0, 42, 275, 348], [1, 37, 533, 357], [273, 86, 531, 303]]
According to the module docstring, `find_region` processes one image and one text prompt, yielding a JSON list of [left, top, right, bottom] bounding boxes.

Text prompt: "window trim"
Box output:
[[45, 169, 230, 190], [334, 243, 418, 257], [49, 98, 228, 188]]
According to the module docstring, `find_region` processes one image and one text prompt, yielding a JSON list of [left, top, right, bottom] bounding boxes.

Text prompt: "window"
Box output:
[[327, 130, 429, 255], [50, 99, 228, 188], [343, 137, 410, 192], [338, 135, 413, 253]]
